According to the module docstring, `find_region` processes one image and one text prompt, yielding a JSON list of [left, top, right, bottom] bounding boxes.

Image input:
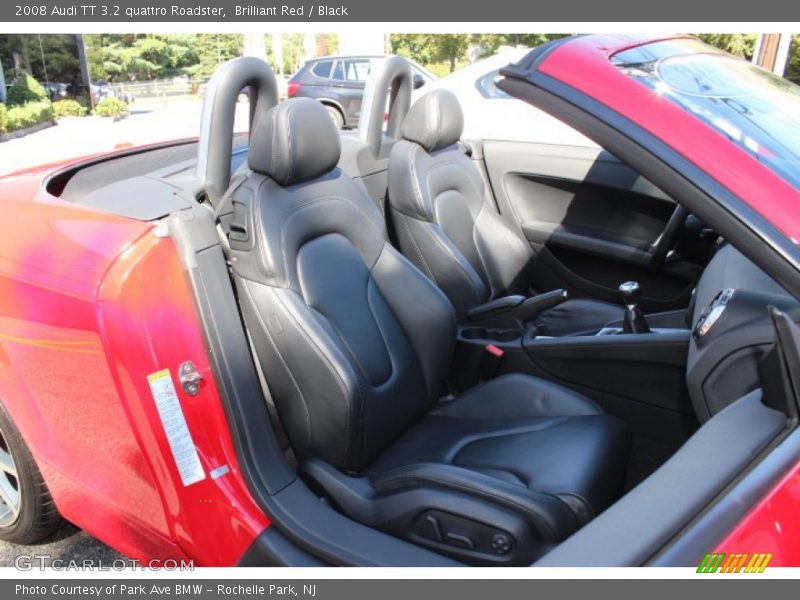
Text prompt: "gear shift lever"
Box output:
[[619, 281, 650, 334]]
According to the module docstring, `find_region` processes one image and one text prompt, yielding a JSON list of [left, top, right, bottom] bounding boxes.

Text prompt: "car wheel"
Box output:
[[324, 105, 345, 130], [0, 401, 63, 543]]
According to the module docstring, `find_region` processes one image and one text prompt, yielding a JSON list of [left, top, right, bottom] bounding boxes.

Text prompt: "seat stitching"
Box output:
[[241, 281, 312, 450], [274, 289, 360, 467], [443, 418, 569, 464], [409, 144, 428, 218], [423, 219, 487, 299], [399, 212, 437, 283], [275, 196, 384, 286], [471, 205, 497, 297], [364, 275, 396, 388], [284, 103, 296, 184]]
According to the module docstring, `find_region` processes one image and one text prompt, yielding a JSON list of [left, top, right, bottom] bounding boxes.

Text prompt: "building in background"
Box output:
[[753, 33, 793, 75]]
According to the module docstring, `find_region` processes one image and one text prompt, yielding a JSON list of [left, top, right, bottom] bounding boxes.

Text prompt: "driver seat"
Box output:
[[387, 89, 625, 335], [228, 97, 631, 565]]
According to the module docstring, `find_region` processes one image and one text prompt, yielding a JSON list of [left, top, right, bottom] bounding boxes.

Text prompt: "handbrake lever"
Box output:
[[465, 289, 569, 330]]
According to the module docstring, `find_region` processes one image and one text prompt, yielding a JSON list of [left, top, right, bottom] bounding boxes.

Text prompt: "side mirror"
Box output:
[[413, 74, 425, 89]]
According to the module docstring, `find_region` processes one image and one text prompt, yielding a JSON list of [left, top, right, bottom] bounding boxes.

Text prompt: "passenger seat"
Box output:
[[387, 89, 625, 336]]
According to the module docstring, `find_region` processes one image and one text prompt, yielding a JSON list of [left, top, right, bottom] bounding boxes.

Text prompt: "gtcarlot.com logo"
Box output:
[[697, 552, 773, 573], [14, 554, 194, 571]]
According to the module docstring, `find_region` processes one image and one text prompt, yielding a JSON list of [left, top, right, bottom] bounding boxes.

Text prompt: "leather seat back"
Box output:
[[388, 90, 535, 317], [229, 97, 457, 471]]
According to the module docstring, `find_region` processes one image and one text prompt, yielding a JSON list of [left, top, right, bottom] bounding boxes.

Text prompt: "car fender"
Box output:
[[0, 175, 268, 564]]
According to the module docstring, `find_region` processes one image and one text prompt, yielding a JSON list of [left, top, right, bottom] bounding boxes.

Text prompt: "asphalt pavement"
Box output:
[[0, 523, 123, 568]]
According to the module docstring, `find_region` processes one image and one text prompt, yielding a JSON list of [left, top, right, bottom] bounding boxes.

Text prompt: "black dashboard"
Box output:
[[686, 244, 800, 421]]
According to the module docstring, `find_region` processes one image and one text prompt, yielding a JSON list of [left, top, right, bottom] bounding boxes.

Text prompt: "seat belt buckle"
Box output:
[[479, 344, 504, 381]]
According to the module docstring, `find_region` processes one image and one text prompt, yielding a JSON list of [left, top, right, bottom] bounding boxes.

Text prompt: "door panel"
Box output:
[[482, 140, 704, 311]]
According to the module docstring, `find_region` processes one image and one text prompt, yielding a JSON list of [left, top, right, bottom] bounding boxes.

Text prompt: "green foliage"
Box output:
[[185, 34, 243, 78], [472, 34, 570, 58], [787, 34, 800, 83], [0, 103, 7, 134], [424, 62, 456, 78], [52, 99, 87, 118], [2, 100, 53, 133], [84, 33, 242, 81], [391, 34, 472, 72], [6, 73, 48, 105], [695, 33, 758, 59], [93, 96, 128, 118], [391, 34, 571, 74], [0, 34, 85, 92]]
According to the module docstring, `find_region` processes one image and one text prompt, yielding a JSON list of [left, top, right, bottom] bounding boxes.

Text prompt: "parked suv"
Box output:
[[287, 55, 436, 129]]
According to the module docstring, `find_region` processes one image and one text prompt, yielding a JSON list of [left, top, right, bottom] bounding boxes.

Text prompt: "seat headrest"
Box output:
[[248, 97, 341, 186], [401, 89, 464, 152]]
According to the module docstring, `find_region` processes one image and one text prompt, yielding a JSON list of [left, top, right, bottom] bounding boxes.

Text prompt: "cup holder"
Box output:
[[460, 327, 520, 343]]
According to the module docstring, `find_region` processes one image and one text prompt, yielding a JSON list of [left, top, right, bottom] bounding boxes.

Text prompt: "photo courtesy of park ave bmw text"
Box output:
[[1, 0, 800, 594]]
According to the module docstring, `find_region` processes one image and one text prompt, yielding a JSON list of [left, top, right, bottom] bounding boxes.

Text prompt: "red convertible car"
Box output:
[[1, 34, 800, 567]]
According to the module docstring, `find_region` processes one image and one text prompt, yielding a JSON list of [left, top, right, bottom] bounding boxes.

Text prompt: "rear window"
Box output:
[[612, 39, 800, 190], [311, 60, 333, 78]]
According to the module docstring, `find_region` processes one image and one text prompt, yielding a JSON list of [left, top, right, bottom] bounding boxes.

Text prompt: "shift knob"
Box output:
[[619, 281, 649, 334], [619, 281, 641, 306]]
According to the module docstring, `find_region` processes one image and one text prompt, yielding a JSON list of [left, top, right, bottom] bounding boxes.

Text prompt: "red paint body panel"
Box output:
[[714, 462, 800, 565], [0, 170, 267, 565], [538, 35, 800, 243]]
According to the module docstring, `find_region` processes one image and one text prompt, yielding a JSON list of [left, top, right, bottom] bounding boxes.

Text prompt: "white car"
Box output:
[[413, 47, 596, 147]]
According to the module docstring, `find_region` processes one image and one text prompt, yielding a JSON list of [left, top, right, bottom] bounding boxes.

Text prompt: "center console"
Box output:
[[450, 282, 697, 444]]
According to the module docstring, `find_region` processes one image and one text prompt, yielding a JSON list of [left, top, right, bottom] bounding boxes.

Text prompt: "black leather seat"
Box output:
[[387, 89, 624, 336], [229, 97, 631, 565]]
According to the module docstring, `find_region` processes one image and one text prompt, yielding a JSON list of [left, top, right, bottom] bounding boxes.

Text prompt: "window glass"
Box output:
[[344, 59, 371, 81], [311, 60, 332, 78], [331, 60, 344, 81], [614, 39, 800, 190]]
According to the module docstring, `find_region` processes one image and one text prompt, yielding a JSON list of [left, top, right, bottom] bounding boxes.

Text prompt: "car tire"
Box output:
[[324, 105, 345, 130], [0, 401, 63, 544]]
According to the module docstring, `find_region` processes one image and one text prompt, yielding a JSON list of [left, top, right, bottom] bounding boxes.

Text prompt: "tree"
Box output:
[[786, 35, 800, 83], [82, 34, 242, 81], [6, 72, 47, 105], [471, 34, 570, 58], [190, 34, 243, 78], [431, 35, 470, 73], [696, 34, 757, 60], [391, 33, 570, 74]]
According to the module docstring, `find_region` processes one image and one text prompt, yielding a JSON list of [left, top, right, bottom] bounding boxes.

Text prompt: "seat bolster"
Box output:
[[433, 373, 604, 420], [369, 463, 581, 542], [392, 209, 489, 316]]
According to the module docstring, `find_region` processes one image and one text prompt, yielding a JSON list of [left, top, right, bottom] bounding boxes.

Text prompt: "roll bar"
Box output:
[[357, 56, 414, 157], [196, 57, 279, 204]]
